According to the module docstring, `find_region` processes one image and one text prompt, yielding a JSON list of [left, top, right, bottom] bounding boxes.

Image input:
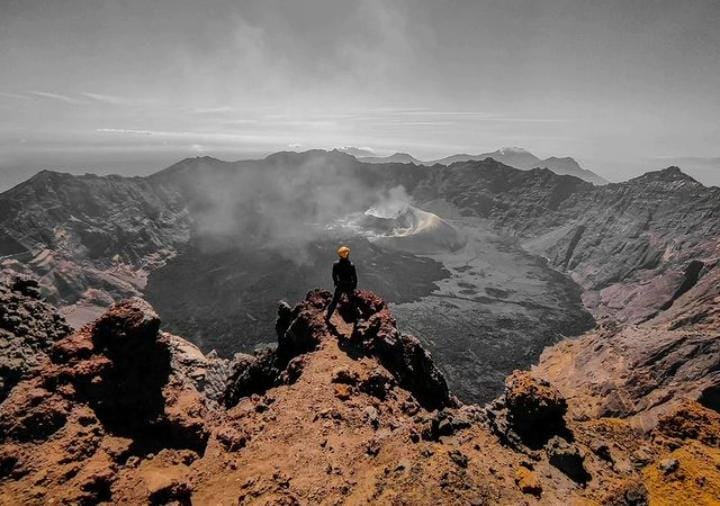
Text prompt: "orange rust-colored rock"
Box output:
[[0, 288, 718, 505], [515, 467, 543, 497]]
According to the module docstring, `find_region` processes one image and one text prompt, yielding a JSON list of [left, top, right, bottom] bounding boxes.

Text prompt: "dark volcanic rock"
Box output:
[[224, 289, 453, 411], [422, 408, 473, 441], [144, 238, 448, 360], [276, 290, 330, 360], [2, 150, 718, 415], [351, 291, 452, 410], [0, 276, 72, 402]]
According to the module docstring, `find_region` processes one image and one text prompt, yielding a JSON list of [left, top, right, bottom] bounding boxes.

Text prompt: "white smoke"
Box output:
[[185, 152, 413, 263]]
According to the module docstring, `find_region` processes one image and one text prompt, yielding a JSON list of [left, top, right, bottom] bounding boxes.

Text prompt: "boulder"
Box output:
[[358, 369, 394, 400], [600, 480, 649, 506], [448, 449, 468, 468], [331, 367, 360, 385], [276, 290, 330, 360], [504, 371, 567, 440]]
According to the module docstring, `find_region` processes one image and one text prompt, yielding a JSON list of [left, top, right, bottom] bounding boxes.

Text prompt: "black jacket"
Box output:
[[332, 258, 357, 289]]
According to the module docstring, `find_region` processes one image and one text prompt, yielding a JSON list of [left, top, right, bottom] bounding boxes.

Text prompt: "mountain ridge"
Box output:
[[344, 146, 608, 185]]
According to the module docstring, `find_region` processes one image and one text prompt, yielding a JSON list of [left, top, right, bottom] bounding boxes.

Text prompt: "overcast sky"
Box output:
[[1, 0, 719, 188]]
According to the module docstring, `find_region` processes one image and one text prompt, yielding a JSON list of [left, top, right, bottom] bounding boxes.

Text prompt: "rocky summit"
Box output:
[[1, 280, 718, 505]]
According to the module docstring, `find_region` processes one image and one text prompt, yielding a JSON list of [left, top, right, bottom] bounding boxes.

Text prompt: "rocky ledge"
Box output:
[[1, 281, 719, 504]]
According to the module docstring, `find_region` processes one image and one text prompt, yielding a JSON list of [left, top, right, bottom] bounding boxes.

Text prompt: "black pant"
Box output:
[[326, 285, 357, 320]]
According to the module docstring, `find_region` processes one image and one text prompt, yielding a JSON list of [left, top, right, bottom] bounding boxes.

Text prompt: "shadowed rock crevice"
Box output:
[[699, 384, 720, 413], [660, 260, 705, 311], [562, 225, 585, 269]]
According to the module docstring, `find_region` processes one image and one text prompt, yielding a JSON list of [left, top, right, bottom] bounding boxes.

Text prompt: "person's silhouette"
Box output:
[[325, 245, 358, 322]]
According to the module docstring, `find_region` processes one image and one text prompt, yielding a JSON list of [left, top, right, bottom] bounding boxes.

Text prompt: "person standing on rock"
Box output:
[[325, 245, 359, 322]]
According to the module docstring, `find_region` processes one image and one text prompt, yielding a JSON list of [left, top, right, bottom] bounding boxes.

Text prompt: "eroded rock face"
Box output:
[[535, 265, 720, 430], [351, 290, 452, 410], [165, 334, 233, 403], [222, 351, 282, 407], [0, 276, 72, 402], [0, 295, 224, 504], [2, 298, 211, 452], [0, 170, 191, 317]]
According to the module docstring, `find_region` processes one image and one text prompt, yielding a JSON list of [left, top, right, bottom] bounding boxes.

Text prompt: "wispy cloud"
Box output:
[[81, 92, 128, 105], [190, 106, 237, 114], [97, 128, 154, 135], [0, 91, 32, 100], [397, 110, 569, 123], [220, 119, 261, 128], [396, 121, 454, 126], [251, 109, 569, 125], [28, 90, 85, 104]]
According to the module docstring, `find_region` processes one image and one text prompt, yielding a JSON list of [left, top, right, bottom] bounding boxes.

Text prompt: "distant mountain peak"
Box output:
[[659, 166, 690, 177], [632, 166, 701, 186], [336, 146, 377, 157], [264, 149, 357, 165], [17, 169, 77, 189], [497, 146, 532, 155], [357, 152, 424, 165]]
